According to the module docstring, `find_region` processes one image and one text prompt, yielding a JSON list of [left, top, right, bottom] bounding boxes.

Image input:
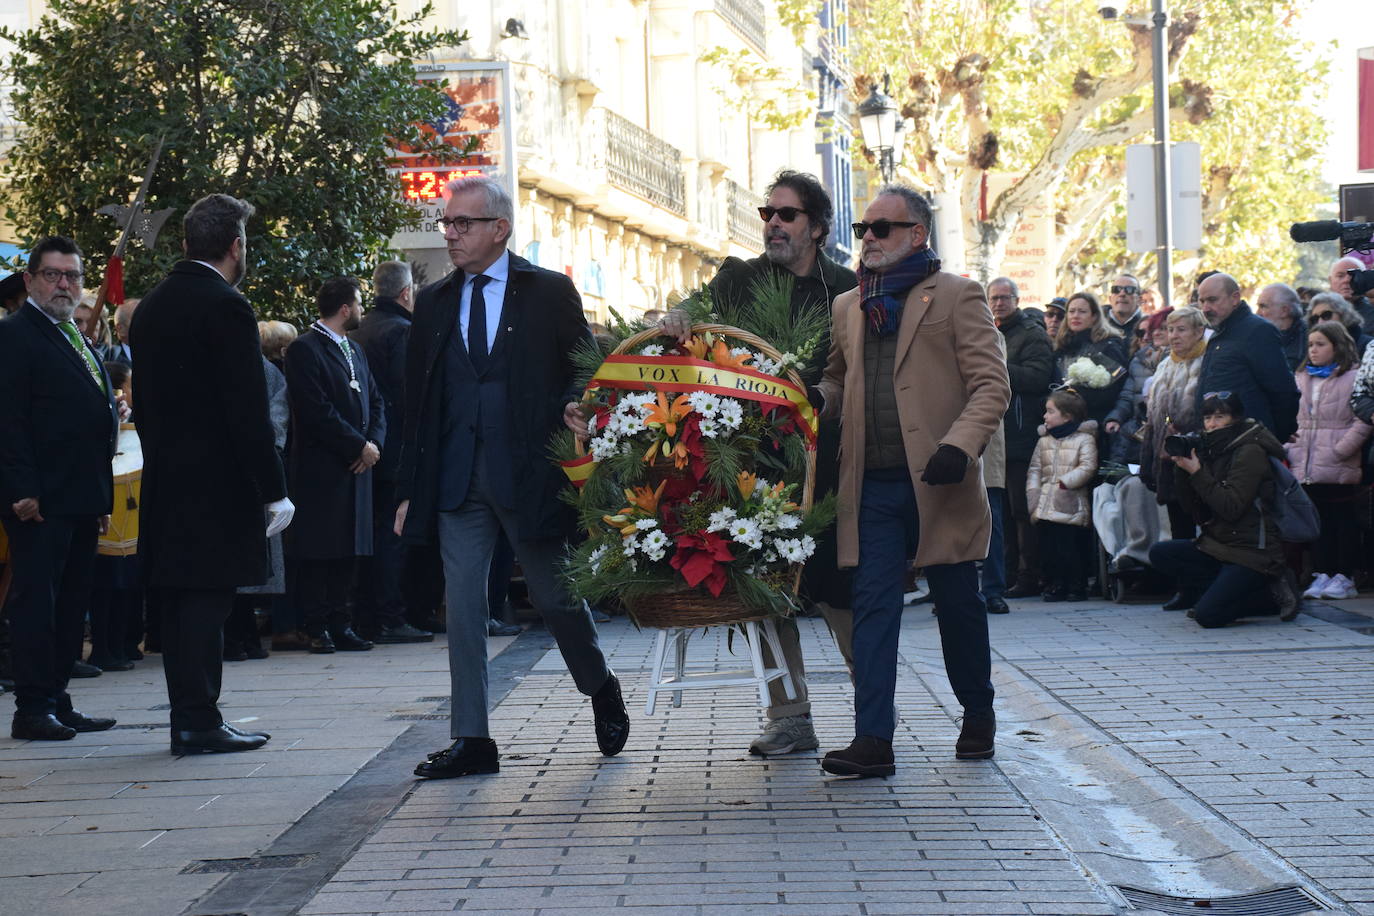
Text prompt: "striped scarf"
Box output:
[[857, 246, 941, 337]]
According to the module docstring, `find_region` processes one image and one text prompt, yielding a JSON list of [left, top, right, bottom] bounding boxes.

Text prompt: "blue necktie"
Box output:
[[468, 274, 490, 373]]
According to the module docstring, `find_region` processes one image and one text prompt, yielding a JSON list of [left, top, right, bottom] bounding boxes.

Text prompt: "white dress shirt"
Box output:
[[458, 251, 509, 353]]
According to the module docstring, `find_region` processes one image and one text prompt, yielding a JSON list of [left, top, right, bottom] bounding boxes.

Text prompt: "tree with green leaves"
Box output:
[[846, 0, 1328, 298], [1, 0, 465, 322]]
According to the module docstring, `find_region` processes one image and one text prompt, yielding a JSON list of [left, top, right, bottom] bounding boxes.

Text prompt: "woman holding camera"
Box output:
[[1140, 307, 1208, 539], [1286, 321, 1372, 600], [1147, 392, 1300, 626]]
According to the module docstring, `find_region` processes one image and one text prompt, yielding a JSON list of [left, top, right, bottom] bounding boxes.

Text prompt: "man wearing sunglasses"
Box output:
[[1195, 272, 1299, 442], [1106, 273, 1145, 340], [662, 170, 857, 759], [812, 184, 1009, 777]]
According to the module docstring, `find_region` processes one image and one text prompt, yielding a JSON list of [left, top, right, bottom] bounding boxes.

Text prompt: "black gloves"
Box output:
[[920, 444, 970, 486]]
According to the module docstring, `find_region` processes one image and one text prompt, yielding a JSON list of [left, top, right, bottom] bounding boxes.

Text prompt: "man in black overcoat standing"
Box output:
[[0, 236, 119, 740], [284, 276, 385, 654], [132, 194, 293, 755], [394, 175, 628, 779], [348, 261, 430, 644]]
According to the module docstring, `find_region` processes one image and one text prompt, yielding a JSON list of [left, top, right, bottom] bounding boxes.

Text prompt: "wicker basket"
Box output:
[[602, 323, 817, 629]]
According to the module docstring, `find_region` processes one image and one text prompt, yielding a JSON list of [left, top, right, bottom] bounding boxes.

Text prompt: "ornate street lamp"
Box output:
[[857, 76, 899, 183]]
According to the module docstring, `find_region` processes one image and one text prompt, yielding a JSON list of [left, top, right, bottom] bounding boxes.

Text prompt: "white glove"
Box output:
[[265, 497, 295, 538]]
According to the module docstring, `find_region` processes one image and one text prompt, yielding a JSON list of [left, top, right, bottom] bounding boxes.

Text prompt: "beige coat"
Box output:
[[817, 270, 1011, 568], [1027, 420, 1099, 527]]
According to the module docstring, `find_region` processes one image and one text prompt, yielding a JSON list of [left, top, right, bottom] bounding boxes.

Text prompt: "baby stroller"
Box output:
[[1092, 461, 1170, 602]]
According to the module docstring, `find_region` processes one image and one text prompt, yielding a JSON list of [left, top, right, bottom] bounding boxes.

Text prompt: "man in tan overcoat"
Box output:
[[814, 185, 1010, 777]]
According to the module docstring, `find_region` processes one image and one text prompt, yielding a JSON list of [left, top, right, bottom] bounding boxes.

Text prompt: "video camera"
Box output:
[[1289, 220, 1374, 296]]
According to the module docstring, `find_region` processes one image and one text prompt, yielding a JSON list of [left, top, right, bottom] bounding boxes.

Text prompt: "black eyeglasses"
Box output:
[[439, 216, 499, 233], [852, 220, 919, 240], [1312, 311, 1336, 322], [1110, 285, 1140, 295], [758, 206, 807, 223], [32, 267, 84, 284]]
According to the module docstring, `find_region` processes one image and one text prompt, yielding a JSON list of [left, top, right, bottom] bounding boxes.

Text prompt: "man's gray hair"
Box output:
[[988, 277, 1018, 297], [1261, 283, 1301, 321], [876, 184, 933, 232], [373, 260, 413, 300], [184, 193, 254, 261], [445, 175, 514, 224]]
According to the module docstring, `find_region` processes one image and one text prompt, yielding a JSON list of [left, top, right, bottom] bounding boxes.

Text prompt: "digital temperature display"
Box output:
[[399, 167, 484, 202]]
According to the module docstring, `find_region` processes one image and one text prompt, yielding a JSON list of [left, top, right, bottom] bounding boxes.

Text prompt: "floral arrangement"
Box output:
[[1064, 356, 1115, 389], [552, 281, 835, 620]]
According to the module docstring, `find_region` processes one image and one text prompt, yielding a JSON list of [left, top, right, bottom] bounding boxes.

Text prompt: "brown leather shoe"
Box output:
[[956, 709, 996, 760], [821, 736, 895, 777]]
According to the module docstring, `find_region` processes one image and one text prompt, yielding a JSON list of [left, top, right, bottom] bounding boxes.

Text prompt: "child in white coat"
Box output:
[[1027, 389, 1099, 601]]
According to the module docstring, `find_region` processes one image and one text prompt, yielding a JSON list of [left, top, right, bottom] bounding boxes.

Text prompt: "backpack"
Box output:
[[1256, 457, 1321, 547]]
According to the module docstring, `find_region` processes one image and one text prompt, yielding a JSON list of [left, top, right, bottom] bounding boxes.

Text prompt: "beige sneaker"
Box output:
[[748, 715, 819, 756]]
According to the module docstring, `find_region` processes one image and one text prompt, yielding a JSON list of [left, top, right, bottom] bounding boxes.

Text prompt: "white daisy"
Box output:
[[706, 507, 737, 532], [775, 513, 801, 530], [589, 544, 609, 574], [634, 518, 659, 533], [589, 434, 622, 461], [639, 344, 664, 356], [718, 399, 744, 429], [688, 391, 721, 417], [641, 529, 670, 553], [753, 356, 781, 376], [728, 517, 764, 549], [622, 535, 640, 557], [699, 418, 721, 439]]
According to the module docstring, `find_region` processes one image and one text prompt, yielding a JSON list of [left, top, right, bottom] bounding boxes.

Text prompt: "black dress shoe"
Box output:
[[414, 737, 499, 779], [70, 660, 102, 678], [222, 644, 249, 662], [12, 713, 77, 740], [591, 672, 630, 756], [412, 614, 446, 634], [1063, 590, 1087, 602], [1004, 581, 1041, 599], [244, 643, 270, 659], [1041, 588, 1067, 603], [125, 646, 144, 661], [88, 655, 134, 671], [375, 623, 435, 644], [985, 597, 1010, 615], [330, 628, 373, 651], [56, 709, 117, 732], [956, 709, 996, 760], [224, 723, 271, 740], [486, 618, 521, 637], [821, 735, 895, 777], [1162, 593, 1195, 611], [308, 634, 336, 654], [171, 724, 269, 755]]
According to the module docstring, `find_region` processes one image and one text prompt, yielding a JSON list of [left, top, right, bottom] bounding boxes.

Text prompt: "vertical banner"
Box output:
[[1360, 48, 1374, 172]]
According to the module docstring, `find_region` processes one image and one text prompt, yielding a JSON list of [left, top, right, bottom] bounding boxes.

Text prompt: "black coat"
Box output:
[[0, 303, 118, 516], [998, 308, 1055, 462], [283, 327, 385, 559], [396, 253, 589, 543], [1055, 329, 1130, 427], [1197, 302, 1300, 442], [349, 297, 410, 481], [131, 262, 286, 589]]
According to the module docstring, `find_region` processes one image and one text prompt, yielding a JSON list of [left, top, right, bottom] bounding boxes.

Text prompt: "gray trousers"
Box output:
[[436, 455, 611, 739], [762, 603, 855, 719]]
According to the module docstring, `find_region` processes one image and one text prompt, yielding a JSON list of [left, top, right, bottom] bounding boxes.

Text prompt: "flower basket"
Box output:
[[556, 322, 831, 630]]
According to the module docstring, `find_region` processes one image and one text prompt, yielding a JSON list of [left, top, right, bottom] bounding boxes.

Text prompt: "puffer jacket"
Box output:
[[1027, 419, 1099, 526], [1286, 368, 1373, 485], [1175, 418, 1285, 575]]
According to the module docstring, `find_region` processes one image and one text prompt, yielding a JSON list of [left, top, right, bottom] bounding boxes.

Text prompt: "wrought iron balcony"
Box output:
[[603, 110, 687, 217], [715, 0, 766, 53], [726, 180, 764, 252]]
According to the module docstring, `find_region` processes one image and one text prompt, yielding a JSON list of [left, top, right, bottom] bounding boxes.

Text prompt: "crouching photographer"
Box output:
[[1148, 391, 1300, 627]]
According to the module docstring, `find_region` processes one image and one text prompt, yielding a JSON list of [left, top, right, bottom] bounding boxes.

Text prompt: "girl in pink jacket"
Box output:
[[1286, 321, 1373, 600]]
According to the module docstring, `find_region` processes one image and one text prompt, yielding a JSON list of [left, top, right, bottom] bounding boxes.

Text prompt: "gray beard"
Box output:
[[764, 236, 806, 270], [38, 298, 77, 322]]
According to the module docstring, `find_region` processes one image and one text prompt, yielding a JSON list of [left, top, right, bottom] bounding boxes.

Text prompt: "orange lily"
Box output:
[[601, 513, 640, 537], [642, 391, 694, 437], [684, 335, 709, 359], [669, 439, 690, 469], [737, 470, 758, 500], [622, 480, 667, 515], [711, 339, 753, 371]]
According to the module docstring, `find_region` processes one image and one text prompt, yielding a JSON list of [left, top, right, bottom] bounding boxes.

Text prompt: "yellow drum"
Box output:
[[99, 423, 142, 557]]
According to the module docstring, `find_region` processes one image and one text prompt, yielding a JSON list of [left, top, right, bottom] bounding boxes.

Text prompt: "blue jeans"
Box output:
[[981, 487, 1006, 600], [851, 471, 994, 741]]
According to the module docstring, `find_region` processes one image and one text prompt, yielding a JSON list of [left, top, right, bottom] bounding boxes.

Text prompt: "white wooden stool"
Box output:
[[643, 618, 796, 715]]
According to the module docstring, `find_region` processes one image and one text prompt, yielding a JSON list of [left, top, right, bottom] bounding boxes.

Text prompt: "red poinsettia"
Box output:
[[670, 530, 734, 597]]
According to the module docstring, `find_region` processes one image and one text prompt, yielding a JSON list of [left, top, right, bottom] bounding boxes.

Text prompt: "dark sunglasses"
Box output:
[[1311, 311, 1336, 322], [852, 220, 919, 240], [759, 206, 807, 223], [1111, 285, 1140, 295], [1202, 391, 1232, 401]]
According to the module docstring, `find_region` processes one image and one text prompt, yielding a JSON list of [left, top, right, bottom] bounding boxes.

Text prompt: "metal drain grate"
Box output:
[[111, 723, 170, 730], [388, 713, 450, 721], [181, 853, 316, 874], [415, 696, 448, 702], [1116, 885, 1327, 914]]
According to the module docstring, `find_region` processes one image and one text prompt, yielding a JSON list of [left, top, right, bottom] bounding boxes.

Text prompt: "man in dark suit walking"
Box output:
[[284, 276, 386, 654], [132, 194, 293, 755], [349, 261, 431, 645], [0, 236, 119, 740], [394, 175, 628, 779]]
